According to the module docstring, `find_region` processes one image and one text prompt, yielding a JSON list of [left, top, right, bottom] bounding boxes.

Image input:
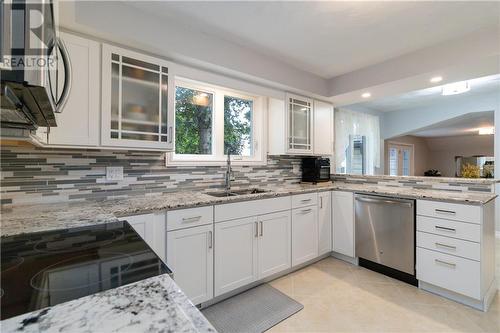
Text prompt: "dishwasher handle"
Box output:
[[355, 196, 413, 208]]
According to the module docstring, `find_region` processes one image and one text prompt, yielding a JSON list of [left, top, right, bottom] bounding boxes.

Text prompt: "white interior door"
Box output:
[[388, 143, 414, 176]]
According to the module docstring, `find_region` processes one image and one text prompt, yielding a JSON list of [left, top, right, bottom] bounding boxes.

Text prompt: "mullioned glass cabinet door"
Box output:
[[101, 44, 175, 150]]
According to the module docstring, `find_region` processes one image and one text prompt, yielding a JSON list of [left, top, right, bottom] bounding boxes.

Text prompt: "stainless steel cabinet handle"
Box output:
[[300, 198, 312, 203], [435, 242, 456, 250], [435, 259, 456, 268], [435, 225, 456, 233], [208, 231, 213, 249], [435, 209, 456, 215], [320, 197, 323, 209], [168, 126, 173, 143], [300, 208, 312, 214], [355, 196, 413, 207], [259, 221, 263, 236], [255, 221, 258, 237], [182, 216, 202, 223]]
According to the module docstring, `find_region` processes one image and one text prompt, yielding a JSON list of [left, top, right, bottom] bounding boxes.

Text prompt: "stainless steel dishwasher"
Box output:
[[355, 194, 416, 283]]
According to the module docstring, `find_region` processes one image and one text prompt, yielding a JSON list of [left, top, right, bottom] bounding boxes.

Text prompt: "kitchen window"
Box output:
[[166, 79, 265, 165]]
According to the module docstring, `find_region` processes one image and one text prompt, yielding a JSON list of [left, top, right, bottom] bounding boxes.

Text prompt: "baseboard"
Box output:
[[331, 252, 358, 265], [199, 252, 332, 309], [419, 281, 497, 312]]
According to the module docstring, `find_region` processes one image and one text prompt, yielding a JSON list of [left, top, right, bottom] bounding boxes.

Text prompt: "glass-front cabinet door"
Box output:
[[101, 44, 175, 150], [287, 93, 313, 154]]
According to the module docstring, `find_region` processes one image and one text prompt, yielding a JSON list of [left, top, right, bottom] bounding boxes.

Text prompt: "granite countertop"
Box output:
[[1, 182, 496, 238], [0, 182, 497, 332], [0, 274, 216, 333], [332, 173, 500, 185]]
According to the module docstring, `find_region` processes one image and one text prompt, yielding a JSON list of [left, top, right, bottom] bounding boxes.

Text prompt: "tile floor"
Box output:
[[268, 239, 500, 333]]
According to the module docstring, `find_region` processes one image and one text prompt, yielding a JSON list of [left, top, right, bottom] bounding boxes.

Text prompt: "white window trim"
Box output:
[[166, 78, 267, 166]]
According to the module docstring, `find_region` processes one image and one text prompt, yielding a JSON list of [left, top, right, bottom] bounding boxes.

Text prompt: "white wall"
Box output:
[[381, 92, 498, 139], [59, 1, 328, 97]]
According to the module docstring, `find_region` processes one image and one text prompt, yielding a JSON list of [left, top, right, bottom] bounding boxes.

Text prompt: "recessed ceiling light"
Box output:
[[361, 92, 371, 98], [442, 81, 470, 96], [430, 76, 443, 83], [478, 127, 495, 135]]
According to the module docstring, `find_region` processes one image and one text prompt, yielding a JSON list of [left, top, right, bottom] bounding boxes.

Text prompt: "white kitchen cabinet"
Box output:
[[101, 44, 175, 150], [215, 217, 259, 297], [291, 205, 318, 266], [332, 191, 355, 257], [124, 213, 166, 262], [416, 199, 496, 311], [318, 191, 332, 256], [36, 31, 100, 146], [214, 197, 292, 297], [287, 93, 314, 154], [268, 96, 334, 156], [166, 224, 213, 305], [313, 100, 334, 156], [258, 210, 292, 279]]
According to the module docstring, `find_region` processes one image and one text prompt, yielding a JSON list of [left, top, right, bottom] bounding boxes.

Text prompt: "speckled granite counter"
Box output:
[[2, 183, 496, 237], [0, 274, 216, 333], [0, 182, 497, 332]]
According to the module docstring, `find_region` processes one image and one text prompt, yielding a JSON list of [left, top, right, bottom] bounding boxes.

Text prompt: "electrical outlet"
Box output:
[[106, 166, 124, 181]]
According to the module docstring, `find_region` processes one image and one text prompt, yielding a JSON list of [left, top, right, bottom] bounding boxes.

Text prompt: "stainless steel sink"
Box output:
[[206, 188, 269, 197]]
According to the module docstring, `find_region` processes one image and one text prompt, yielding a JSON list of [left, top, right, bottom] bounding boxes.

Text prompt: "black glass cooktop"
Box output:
[[1, 221, 171, 320]]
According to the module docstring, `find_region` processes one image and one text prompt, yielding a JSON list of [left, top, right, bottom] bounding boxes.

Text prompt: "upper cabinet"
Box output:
[[268, 94, 334, 156], [101, 44, 175, 150], [313, 100, 334, 156], [287, 94, 314, 154], [35, 32, 100, 147]]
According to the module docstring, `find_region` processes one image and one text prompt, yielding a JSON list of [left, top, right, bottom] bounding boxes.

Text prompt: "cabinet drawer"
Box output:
[[167, 206, 213, 231], [417, 200, 481, 224], [292, 193, 318, 208], [417, 216, 480, 243], [417, 231, 480, 261], [215, 196, 291, 222], [417, 247, 480, 299]]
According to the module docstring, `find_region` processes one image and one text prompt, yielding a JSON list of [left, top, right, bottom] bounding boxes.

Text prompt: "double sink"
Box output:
[[206, 188, 270, 197]]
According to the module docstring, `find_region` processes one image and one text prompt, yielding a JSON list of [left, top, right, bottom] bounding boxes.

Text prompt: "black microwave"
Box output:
[[301, 157, 331, 183]]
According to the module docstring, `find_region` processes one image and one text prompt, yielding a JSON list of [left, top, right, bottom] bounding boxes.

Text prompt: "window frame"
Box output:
[[166, 78, 266, 166]]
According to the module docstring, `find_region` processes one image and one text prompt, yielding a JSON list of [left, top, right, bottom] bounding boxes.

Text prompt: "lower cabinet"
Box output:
[[167, 224, 214, 305], [125, 213, 166, 262], [215, 217, 259, 297], [318, 191, 332, 256], [258, 211, 292, 279], [332, 191, 355, 257], [215, 210, 292, 297], [291, 205, 318, 266]]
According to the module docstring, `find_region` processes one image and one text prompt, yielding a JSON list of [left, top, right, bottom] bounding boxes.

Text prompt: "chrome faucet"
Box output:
[[224, 153, 233, 192]]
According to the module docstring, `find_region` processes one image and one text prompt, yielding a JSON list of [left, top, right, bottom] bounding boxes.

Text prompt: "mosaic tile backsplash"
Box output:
[[331, 174, 495, 193], [1, 146, 302, 207]]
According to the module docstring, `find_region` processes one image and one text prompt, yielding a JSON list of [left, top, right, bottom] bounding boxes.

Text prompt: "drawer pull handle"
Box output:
[[255, 221, 259, 238], [300, 208, 313, 214], [435, 242, 456, 250], [208, 231, 213, 249], [320, 197, 323, 209], [435, 209, 456, 215], [259, 221, 263, 236], [435, 259, 456, 268], [182, 216, 202, 223], [435, 225, 456, 233], [300, 199, 312, 203]]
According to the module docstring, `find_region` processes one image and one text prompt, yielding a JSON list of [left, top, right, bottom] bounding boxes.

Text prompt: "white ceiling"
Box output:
[[407, 111, 494, 138], [128, 1, 500, 79], [350, 74, 500, 113]]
